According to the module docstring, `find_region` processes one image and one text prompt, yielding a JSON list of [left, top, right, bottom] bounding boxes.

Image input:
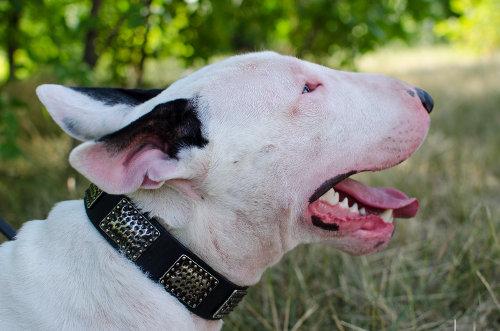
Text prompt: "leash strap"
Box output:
[[84, 184, 247, 320], [0, 217, 16, 240]]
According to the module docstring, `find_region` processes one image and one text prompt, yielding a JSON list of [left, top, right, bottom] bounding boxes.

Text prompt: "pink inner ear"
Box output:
[[141, 176, 163, 188], [70, 142, 179, 194]]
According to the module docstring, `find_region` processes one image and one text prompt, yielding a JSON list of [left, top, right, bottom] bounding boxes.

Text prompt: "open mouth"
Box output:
[[307, 172, 418, 246]]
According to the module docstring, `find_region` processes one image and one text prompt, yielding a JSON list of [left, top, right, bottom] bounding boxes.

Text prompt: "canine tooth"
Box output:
[[339, 197, 349, 209], [349, 203, 359, 213], [318, 190, 330, 202], [380, 209, 393, 223], [360, 207, 367, 216], [320, 188, 339, 205], [332, 192, 339, 204]]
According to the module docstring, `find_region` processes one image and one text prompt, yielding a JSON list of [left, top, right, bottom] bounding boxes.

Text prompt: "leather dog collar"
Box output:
[[84, 184, 247, 320]]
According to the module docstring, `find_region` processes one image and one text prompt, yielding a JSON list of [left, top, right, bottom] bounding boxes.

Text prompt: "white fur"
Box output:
[[36, 85, 137, 141], [0, 52, 430, 330]]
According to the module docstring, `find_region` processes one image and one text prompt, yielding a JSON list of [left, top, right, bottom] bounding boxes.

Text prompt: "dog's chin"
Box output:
[[306, 176, 419, 255], [322, 226, 395, 256]]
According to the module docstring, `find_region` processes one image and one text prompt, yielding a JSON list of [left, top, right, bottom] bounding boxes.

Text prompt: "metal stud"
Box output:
[[99, 196, 160, 261], [212, 289, 248, 319], [85, 184, 104, 208], [159, 254, 219, 309]]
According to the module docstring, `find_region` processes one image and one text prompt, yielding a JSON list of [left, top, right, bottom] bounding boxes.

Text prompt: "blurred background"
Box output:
[[1, 0, 499, 330]]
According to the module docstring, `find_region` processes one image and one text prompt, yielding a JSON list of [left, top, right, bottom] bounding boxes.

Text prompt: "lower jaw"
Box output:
[[324, 229, 394, 255], [306, 204, 395, 255]]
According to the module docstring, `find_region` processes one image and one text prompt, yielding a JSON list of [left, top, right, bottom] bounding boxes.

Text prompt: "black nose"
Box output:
[[415, 88, 434, 113]]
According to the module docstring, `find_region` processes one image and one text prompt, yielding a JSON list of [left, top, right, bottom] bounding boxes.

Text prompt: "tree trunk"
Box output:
[[137, 0, 153, 87], [6, 3, 21, 82]]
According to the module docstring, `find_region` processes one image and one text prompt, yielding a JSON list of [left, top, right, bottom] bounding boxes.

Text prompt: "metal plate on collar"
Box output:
[[99, 198, 160, 261], [85, 183, 103, 209], [159, 254, 219, 309], [212, 289, 247, 319]]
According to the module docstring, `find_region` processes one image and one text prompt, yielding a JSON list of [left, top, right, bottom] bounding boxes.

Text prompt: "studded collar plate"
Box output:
[[84, 184, 248, 320]]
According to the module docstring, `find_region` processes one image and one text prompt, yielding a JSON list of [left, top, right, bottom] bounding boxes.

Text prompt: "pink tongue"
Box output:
[[334, 178, 418, 218]]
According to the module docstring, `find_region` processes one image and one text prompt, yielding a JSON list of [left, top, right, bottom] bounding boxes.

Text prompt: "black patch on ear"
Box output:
[[99, 98, 208, 158], [62, 117, 92, 140], [62, 117, 79, 133], [70, 87, 163, 106]]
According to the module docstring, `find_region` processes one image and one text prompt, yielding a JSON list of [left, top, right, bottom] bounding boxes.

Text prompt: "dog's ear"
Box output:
[[68, 98, 208, 194], [36, 84, 163, 141]]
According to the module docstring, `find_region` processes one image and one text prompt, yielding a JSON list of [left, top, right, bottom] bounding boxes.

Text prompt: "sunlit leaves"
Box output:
[[435, 0, 500, 53], [1, 0, 490, 86]]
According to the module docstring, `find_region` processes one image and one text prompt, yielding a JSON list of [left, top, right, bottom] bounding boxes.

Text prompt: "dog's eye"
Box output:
[[302, 84, 311, 94]]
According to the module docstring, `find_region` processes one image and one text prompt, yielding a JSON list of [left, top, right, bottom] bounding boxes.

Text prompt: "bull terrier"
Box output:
[[0, 51, 432, 330]]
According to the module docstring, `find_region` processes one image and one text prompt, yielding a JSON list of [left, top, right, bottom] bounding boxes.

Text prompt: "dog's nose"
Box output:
[[415, 88, 434, 113]]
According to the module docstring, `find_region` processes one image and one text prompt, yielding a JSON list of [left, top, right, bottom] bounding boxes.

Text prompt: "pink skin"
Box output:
[[307, 200, 395, 253], [69, 141, 181, 194], [306, 180, 418, 255], [295, 66, 430, 256]]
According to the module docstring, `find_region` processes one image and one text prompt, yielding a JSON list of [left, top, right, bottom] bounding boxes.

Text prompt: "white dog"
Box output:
[[0, 52, 432, 330]]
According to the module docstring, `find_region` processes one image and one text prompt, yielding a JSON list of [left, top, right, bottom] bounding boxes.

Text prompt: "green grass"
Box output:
[[1, 47, 499, 330]]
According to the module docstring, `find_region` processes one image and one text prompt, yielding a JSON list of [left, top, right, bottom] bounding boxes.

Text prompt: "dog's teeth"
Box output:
[[380, 209, 393, 223], [319, 188, 339, 205], [332, 192, 339, 205], [339, 197, 349, 209], [349, 203, 359, 214], [360, 207, 367, 216]]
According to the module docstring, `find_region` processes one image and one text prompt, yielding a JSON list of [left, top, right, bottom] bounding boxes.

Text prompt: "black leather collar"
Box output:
[[84, 184, 247, 320]]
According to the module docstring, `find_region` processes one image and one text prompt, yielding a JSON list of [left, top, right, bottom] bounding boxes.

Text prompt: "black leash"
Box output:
[[0, 217, 16, 240]]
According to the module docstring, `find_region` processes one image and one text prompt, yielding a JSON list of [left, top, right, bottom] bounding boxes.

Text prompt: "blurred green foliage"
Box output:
[[435, 0, 500, 53], [1, 0, 498, 166], [0, 0, 460, 164], [0, 0, 498, 185], [0, 96, 23, 159], [0, 0, 455, 86]]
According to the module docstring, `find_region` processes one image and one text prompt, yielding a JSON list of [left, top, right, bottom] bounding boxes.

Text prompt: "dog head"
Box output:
[[37, 52, 431, 284]]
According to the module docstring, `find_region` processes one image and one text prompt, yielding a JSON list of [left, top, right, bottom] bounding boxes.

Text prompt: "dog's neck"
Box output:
[[84, 184, 249, 321], [128, 185, 298, 287]]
